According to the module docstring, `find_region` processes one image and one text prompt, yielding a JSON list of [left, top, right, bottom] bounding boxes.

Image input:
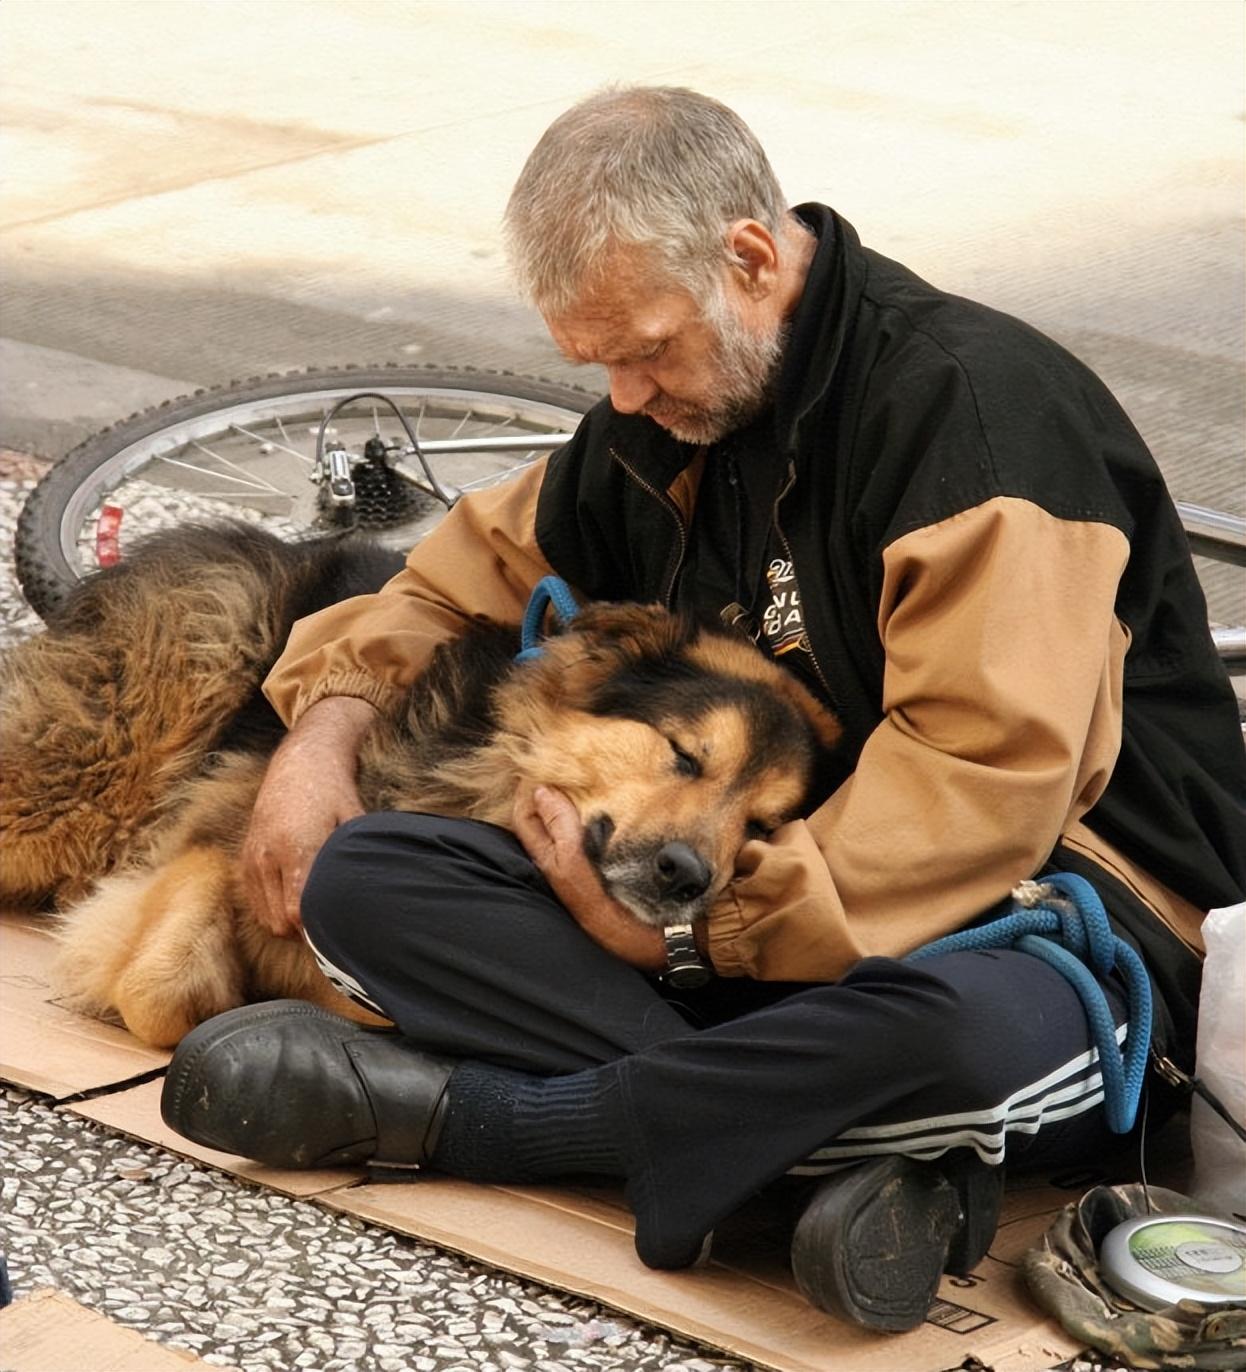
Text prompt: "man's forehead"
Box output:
[[545, 288, 697, 365], [541, 243, 699, 353]]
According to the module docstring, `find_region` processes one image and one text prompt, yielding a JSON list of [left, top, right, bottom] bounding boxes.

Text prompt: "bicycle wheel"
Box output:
[[15, 364, 597, 619]]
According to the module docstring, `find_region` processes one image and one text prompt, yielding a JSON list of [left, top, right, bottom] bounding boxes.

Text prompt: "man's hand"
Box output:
[[512, 784, 667, 972], [241, 696, 379, 937]]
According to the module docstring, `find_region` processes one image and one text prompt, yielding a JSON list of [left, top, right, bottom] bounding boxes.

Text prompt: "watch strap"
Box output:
[[662, 921, 710, 988]]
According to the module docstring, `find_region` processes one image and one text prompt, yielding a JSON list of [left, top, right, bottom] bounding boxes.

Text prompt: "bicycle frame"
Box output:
[[1177, 502, 1246, 672]]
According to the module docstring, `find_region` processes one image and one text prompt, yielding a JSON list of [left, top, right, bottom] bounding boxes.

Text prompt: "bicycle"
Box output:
[[12, 362, 1244, 682], [13, 364, 595, 619]]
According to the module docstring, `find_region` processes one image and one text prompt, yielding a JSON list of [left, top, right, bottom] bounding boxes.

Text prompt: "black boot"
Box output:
[[790, 1153, 1004, 1332], [161, 1000, 454, 1171]]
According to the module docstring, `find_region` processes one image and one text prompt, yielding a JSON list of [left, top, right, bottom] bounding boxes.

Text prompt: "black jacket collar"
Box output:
[[778, 204, 866, 452]]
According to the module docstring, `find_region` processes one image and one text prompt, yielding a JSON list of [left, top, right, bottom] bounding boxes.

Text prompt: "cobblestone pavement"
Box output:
[[0, 453, 43, 636], [0, 1089, 747, 1372]]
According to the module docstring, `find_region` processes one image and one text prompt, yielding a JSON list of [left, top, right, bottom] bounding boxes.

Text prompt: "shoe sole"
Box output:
[[791, 1156, 963, 1332]]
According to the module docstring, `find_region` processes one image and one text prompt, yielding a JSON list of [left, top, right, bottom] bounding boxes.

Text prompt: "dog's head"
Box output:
[[498, 603, 841, 928]]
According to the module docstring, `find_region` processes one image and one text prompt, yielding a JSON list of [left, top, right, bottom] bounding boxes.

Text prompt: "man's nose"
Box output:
[[607, 364, 659, 415]]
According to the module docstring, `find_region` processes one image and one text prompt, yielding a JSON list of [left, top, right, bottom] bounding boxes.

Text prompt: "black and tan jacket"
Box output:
[[266, 205, 1246, 1047]]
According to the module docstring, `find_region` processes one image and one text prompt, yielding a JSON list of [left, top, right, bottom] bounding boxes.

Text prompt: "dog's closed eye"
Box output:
[[669, 740, 702, 778]]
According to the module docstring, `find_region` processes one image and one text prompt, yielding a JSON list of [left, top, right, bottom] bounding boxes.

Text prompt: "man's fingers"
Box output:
[[240, 827, 300, 937], [251, 852, 292, 937], [232, 703, 373, 938], [514, 785, 589, 880], [277, 862, 305, 937], [531, 785, 582, 844], [239, 838, 273, 928], [521, 785, 608, 903], [512, 788, 556, 866]]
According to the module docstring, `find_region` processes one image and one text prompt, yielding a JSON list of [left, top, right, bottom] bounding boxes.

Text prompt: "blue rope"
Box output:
[[515, 576, 580, 662], [908, 872, 1152, 1134]]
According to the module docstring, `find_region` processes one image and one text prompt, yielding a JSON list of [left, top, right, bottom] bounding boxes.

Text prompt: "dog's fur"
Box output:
[[0, 522, 840, 1048]]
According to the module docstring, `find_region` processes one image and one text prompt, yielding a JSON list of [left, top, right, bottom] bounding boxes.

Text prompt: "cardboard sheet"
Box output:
[[323, 1176, 1083, 1372], [0, 911, 170, 1099], [1, 906, 1100, 1370], [0, 1288, 239, 1372]]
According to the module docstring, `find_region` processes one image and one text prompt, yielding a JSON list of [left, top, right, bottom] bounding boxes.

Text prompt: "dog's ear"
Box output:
[[685, 625, 843, 754], [534, 603, 842, 754], [558, 602, 685, 658], [768, 670, 842, 754], [539, 602, 687, 700]]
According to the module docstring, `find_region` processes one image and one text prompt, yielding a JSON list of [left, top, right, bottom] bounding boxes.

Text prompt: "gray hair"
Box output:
[[504, 86, 789, 314]]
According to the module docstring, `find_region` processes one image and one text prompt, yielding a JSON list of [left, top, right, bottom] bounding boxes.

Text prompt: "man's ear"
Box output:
[[725, 219, 780, 297]]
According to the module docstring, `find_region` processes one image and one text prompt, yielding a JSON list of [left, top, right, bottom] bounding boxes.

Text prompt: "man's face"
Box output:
[[544, 255, 784, 446]]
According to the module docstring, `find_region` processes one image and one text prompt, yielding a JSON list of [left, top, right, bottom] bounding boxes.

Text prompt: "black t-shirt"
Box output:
[[673, 420, 825, 701]]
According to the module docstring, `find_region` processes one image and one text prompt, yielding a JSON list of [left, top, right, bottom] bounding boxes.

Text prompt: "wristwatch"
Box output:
[[661, 921, 711, 989]]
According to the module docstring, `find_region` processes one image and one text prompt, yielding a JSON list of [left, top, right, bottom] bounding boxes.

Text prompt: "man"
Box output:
[[162, 87, 1246, 1332]]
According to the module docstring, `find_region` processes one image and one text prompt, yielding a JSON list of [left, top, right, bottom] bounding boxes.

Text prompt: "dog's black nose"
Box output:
[[654, 842, 712, 903]]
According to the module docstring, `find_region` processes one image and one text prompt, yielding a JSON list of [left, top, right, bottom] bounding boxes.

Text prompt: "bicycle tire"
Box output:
[[16, 364, 598, 620]]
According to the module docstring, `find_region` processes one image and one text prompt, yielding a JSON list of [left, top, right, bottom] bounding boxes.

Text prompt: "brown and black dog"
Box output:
[[0, 522, 839, 1047]]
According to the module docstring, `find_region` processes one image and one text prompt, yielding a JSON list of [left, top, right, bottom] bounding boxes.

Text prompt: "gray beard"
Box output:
[[647, 313, 787, 446]]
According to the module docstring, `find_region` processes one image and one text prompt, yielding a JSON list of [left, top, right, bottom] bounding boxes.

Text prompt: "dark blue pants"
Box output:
[[301, 812, 1151, 1251]]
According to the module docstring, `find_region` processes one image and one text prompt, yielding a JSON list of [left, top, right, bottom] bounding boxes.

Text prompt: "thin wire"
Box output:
[[1137, 1084, 1153, 1215]]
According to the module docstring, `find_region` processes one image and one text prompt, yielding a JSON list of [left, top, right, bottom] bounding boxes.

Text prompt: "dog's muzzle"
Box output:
[[653, 842, 712, 904], [592, 833, 717, 928]]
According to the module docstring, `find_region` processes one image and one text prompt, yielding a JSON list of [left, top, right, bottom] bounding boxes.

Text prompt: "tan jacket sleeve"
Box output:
[[263, 459, 557, 726], [706, 496, 1132, 980]]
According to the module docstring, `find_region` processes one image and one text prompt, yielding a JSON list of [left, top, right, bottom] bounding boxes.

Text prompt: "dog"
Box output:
[[0, 521, 840, 1048]]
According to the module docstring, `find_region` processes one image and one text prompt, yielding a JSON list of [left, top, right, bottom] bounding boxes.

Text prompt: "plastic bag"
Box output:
[[1190, 902, 1246, 1222]]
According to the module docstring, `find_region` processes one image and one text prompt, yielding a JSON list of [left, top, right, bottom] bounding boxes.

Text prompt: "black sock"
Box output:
[[431, 1061, 715, 1272], [428, 1062, 627, 1184]]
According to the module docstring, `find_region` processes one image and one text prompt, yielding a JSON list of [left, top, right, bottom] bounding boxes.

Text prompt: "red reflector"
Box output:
[[96, 504, 123, 567]]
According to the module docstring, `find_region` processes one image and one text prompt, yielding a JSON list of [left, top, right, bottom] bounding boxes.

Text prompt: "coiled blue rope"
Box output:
[[515, 576, 580, 662], [909, 872, 1152, 1134]]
